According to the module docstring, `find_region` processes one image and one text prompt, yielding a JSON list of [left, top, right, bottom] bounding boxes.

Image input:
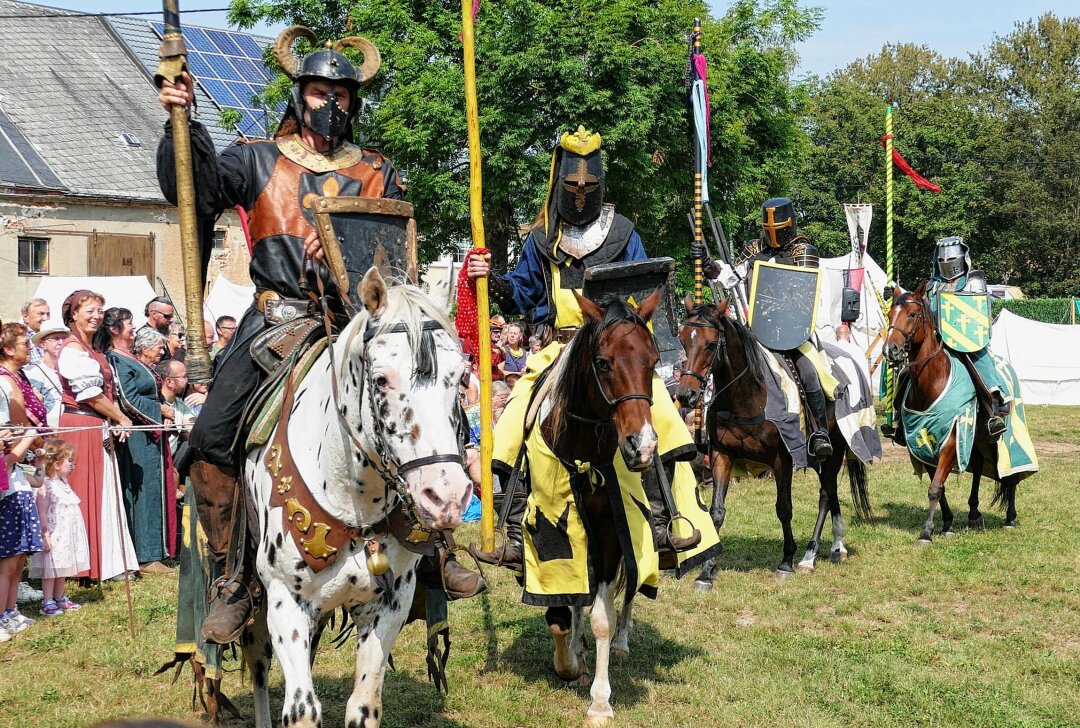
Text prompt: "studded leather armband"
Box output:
[[489, 274, 516, 312]]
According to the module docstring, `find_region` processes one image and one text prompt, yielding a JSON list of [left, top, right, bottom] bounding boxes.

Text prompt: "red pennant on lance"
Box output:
[[455, 248, 488, 370], [882, 134, 941, 193]]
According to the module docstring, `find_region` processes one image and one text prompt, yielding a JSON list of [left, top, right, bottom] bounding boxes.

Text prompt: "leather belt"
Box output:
[[63, 405, 104, 419], [555, 327, 579, 345], [255, 290, 317, 325]]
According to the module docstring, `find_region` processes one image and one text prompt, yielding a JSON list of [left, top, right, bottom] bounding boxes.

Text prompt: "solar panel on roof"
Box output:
[[149, 21, 279, 138]]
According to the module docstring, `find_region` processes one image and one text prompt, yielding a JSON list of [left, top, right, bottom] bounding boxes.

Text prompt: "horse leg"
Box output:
[[798, 486, 829, 573], [548, 606, 583, 681], [968, 449, 984, 527], [264, 581, 321, 728], [346, 593, 412, 728], [695, 451, 733, 591], [242, 606, 273, 728], [918, 435, 958, 545], [940, 489, 956, 536], [584, 582, 618, 727], [611, 599, 633, 657], [1004, 475, 1018, 528], [773, 456, 797, 577]]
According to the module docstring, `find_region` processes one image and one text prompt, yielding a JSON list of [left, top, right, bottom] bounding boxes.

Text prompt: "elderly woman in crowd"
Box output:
[[56, 292, 137, 581], [23, 321, 70, 428], [104, 315, 176, 574]]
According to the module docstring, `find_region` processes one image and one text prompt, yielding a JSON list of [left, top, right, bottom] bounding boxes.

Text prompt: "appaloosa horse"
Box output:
[[676, 299, 872, 586], [241, 268, 473, 728], [884, 282, 1019, 542], [523, 290, 663, 727]]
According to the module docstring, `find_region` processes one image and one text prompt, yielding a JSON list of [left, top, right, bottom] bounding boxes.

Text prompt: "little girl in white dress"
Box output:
[[30, 440, 89, 616]]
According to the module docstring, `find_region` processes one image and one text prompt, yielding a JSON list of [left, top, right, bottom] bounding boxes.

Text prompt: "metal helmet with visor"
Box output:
[[934, 236, 969, 281]]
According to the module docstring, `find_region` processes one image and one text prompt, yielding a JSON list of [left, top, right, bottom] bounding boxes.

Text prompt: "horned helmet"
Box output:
[[273, 26, 381, 148]]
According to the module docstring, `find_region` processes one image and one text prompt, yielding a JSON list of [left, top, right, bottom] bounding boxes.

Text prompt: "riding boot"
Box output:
[[804, 389, 834, 460], [189, 461, 252, 645], [987, 392, 1009, 441], [436, 545, 486, 601], [470, 488, 526, 571], [642, 460, 700, 570]]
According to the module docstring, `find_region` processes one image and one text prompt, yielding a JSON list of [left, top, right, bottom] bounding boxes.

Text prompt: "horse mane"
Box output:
[[689, 302, 767, 388], [346, 278, 459, 384], [533, 296, 651, 443]]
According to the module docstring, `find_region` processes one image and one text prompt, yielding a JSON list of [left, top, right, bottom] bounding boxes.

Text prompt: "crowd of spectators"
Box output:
[[0, 293, 208, 643]]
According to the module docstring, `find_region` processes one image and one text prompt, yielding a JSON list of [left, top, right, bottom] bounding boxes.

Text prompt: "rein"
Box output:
[[886, 294, 945, 375], [682, 313, 753, 408]]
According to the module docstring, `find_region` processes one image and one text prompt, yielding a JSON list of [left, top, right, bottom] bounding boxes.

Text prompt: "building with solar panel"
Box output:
[[0, 0, 280, 321]]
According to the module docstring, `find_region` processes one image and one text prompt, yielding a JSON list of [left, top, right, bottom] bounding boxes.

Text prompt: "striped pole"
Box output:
[[691, 18, 705, 438], [461, 0, 495, 551], [883, 104, 895, 423]]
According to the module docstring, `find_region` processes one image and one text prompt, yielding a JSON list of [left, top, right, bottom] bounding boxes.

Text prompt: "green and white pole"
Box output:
[[883, 103, 895, 426]]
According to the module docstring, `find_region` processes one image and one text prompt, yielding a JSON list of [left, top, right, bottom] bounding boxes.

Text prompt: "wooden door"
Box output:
[[89, 232, 155, 284]]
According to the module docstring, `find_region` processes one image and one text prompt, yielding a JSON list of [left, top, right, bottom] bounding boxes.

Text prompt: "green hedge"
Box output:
[[991, 298, 1077, 324]]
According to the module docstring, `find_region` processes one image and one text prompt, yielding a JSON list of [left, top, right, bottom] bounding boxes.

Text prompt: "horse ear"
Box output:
[[683, 294, 695, 314], [716, 298, 730, 316], [360, 266, 388, 315], [574, 292, 604, 323], [914, 280, 927, 297], [635, 289, 661, 322]]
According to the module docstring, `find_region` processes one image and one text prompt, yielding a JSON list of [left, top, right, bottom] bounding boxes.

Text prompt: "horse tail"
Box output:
[[845, 457, 874, 523], [991, 476, 1015, 510], [612, 563, 627, 603]]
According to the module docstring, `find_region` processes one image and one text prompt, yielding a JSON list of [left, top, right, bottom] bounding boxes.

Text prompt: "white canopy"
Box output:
[[204, 277, 255, 326], [33, 275, 157, 329], [991, 309, 1080, 405], [813, 252, 889, 392]]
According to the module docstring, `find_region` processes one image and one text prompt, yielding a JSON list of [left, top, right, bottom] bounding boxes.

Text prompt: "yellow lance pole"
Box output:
[[461, 0, 495, 551], [883, 103, 896, 427], [154, 0, 212, 383]]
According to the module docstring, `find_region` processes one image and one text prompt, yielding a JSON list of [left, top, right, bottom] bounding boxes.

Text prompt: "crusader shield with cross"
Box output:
[[936, 291, 991, 353]]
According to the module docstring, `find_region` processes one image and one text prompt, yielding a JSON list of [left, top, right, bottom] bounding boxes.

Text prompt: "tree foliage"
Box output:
[[227, 0, 818, 272]]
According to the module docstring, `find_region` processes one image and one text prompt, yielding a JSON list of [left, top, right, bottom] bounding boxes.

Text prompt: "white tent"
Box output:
[[814, 252, 889, 392], [33, 276, 157, 329], [204, 277, 255, 326], [991, 309, 1080, 405]]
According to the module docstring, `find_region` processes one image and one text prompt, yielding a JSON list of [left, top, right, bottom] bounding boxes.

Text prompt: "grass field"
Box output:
[[3, 406, 1079, 727]]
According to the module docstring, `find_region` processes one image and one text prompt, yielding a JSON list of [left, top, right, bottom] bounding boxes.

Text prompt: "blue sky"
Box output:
[[36, 1, 1080, 76]]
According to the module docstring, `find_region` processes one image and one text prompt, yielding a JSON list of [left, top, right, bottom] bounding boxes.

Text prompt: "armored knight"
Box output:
[[157, 27, 482, 645], [724, 197, 833, 460], [927, 236, 1009, 438], [466, 127, 719, 575]]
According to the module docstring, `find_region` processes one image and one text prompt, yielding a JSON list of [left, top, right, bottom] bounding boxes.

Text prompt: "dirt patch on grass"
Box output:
[[1033, 440, 1080, 455]]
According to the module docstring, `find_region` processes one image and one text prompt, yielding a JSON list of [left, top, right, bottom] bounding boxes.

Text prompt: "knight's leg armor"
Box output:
[[793, 352, 833, 460]]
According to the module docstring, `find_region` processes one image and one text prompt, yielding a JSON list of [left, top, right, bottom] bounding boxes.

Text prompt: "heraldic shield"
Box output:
[[747, 260, 821, 351], [310, 196, 418, 307], [584, 257, 683, 374], [937, 291, 991, 353]]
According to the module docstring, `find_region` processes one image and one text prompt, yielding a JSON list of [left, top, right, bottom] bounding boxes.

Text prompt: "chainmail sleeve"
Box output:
[[489, 274, 517, 313]]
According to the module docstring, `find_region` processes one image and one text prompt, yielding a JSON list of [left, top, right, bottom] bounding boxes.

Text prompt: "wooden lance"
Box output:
[[461, 0, 495, 551], [154, 0, 213, 383]]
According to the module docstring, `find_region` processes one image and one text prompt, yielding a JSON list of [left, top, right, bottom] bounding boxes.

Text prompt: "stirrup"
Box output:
[[987, 416, 1006, 442], [439, 535, 488, 599], [662, 514, 702, 553]]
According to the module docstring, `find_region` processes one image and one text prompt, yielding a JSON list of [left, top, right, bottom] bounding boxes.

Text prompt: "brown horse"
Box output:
[[526, 290, 662, 727], [884, 282, 1018, 542], [675, 298, 872, 585]]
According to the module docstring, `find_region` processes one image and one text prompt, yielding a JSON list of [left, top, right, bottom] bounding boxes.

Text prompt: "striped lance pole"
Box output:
[[690, 18, 706, 437], [883, 104, 895, 424]]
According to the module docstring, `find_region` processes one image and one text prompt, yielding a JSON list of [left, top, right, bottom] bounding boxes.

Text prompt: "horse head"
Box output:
[[884, 281, 935, 366], [675, 295, 732, 408], [568, 289, 662, 472], [350, 267, 472, 530]]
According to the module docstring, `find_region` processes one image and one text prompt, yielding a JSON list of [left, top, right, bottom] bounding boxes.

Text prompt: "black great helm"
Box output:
[[760, 197, 798, 249], [273, 26, 382, 150], [554, 126, 606, 227]]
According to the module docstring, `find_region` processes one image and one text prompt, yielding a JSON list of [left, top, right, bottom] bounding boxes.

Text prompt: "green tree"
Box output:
[[228, 0, 818, 278]]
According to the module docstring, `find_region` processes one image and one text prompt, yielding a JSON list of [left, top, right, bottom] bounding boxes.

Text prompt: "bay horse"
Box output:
[[675, 298, 872, 585], [525, 290, 662, 727], [241, 267, 473, 728], [884, 282, 1018, 542]]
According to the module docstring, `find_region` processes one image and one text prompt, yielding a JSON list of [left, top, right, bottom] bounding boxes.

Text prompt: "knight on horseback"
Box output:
[[708, 197, 834, 461], [157, 26, 483, 646], [465, 126, 718, 576], [885, 236, 1010, 445]]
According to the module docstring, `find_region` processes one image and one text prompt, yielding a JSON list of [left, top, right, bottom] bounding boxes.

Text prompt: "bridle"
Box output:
[[567, 317, 657, 426], [886, 293, 943, 372], [681, 308, 751, 405]]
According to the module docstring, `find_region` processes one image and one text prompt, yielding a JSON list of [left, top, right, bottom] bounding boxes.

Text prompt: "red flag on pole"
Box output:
[[882, 134, 941, 193]]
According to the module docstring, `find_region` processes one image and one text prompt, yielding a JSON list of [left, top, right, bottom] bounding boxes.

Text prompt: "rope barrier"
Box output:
[[0, 423, 193, 438]]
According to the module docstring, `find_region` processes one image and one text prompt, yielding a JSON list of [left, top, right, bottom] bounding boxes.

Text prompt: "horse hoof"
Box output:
[[916, 538, 933, 548], [968, 517, 984, 529], [584, 707, 614, 727], [693, 580, 713, 593], [612, 645, 630, 658], [797, 561, 815, 574], [774, 568, 794, 580], [830, 549, 848, 564], [1004, 521, 1017, 529], [943, 530, 957, 538]]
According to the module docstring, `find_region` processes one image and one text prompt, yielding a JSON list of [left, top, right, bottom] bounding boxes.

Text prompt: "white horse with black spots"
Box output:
[[242, 268, 472, 728]]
